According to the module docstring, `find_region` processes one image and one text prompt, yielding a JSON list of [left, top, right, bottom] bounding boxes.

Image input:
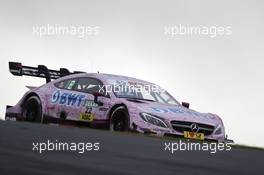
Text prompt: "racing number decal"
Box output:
[[80, 106, 94, 122], [86, 107, 92, 114], [183, 131, 205, 140]]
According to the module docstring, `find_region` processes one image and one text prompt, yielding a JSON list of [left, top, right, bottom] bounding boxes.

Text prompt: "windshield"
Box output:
[[107, 79, 180, 105]]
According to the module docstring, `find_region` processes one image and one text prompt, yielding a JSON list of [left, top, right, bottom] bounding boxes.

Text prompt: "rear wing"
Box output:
[[9, 62, 85, 83]]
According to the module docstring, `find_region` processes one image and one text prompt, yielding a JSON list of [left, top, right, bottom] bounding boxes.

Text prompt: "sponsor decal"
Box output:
[[51, 90, 99, 121], [83, 100, 98, 108], [52, 90, 85, 107], [151, 107, 203, 117], [80, 113, 94, 121], [184, 131, 205, 140], [51, 90, 98, 108], [152, 128, 169, 132], [99, 107, 108, 111]]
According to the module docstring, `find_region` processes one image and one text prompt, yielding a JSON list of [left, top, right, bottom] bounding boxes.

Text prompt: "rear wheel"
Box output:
[[22, 96, 43, 123], [109, 106, 130, 132]]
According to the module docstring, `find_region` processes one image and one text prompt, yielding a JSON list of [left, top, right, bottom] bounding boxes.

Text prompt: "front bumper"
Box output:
[[132, 119, 226, 142]]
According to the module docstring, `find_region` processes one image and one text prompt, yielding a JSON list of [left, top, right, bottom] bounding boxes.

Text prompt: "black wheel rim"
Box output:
[[114, 120, 125, 131], [25, 101, 39, 122]]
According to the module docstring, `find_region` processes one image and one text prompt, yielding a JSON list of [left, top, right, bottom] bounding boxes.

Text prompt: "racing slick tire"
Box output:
[[22, 96, 43, 123], [109, 106, 130, 132]]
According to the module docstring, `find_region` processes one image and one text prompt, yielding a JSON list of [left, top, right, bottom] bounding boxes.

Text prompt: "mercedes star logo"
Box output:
[[190, 123, 199, 133]]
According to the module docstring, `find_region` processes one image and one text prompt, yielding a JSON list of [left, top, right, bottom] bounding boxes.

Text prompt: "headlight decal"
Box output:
[[140, 113, 168, 128], [214, 125, 222, 135]]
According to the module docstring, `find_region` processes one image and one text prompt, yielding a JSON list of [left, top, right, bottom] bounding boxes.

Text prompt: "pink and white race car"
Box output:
[[5, 62, 227, 142]]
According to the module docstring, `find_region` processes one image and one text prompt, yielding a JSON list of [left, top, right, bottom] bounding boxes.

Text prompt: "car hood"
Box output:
[[131, 101, 220, 126]]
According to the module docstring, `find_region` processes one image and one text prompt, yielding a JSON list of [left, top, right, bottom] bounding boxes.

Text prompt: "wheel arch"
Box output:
[[21, 92, 44, 116], [108, 103, 132, 131], [108, 103, 129, 120], [22, 92, 41, 107], [21, 92, 44, 122]]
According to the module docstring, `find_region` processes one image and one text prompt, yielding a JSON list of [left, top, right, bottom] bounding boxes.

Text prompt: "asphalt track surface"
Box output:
[[0, 120, 263, 175]]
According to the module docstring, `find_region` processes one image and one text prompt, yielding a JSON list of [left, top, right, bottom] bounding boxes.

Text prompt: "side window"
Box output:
[[56, 80, 67, 89], [66, 79, 77, 90], [55, 79, 77, 90], [76, 77, 104, 94]]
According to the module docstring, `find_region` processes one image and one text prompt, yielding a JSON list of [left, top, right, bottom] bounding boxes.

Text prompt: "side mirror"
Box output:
[[93, 92, 104, 106], [182, 102, 190, 108]]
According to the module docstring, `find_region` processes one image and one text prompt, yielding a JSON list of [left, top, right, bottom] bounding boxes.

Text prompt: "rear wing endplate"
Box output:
[[9, 62, 85, 83]]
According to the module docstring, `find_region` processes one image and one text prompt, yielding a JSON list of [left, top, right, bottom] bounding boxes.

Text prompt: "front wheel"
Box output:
[[109, 106, 130, 132], [22, 96, 43, 123]]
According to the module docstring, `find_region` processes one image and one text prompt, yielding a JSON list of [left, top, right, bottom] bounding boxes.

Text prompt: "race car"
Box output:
[[5, 62, 227, 142]]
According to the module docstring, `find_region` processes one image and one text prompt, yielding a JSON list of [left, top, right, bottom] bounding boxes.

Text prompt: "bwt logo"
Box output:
[[51, 90, 85, 107], [151, 107, 201, 117]]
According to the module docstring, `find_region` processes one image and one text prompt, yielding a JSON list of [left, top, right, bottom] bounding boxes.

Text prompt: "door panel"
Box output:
[[46, 77, 110, 122]]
